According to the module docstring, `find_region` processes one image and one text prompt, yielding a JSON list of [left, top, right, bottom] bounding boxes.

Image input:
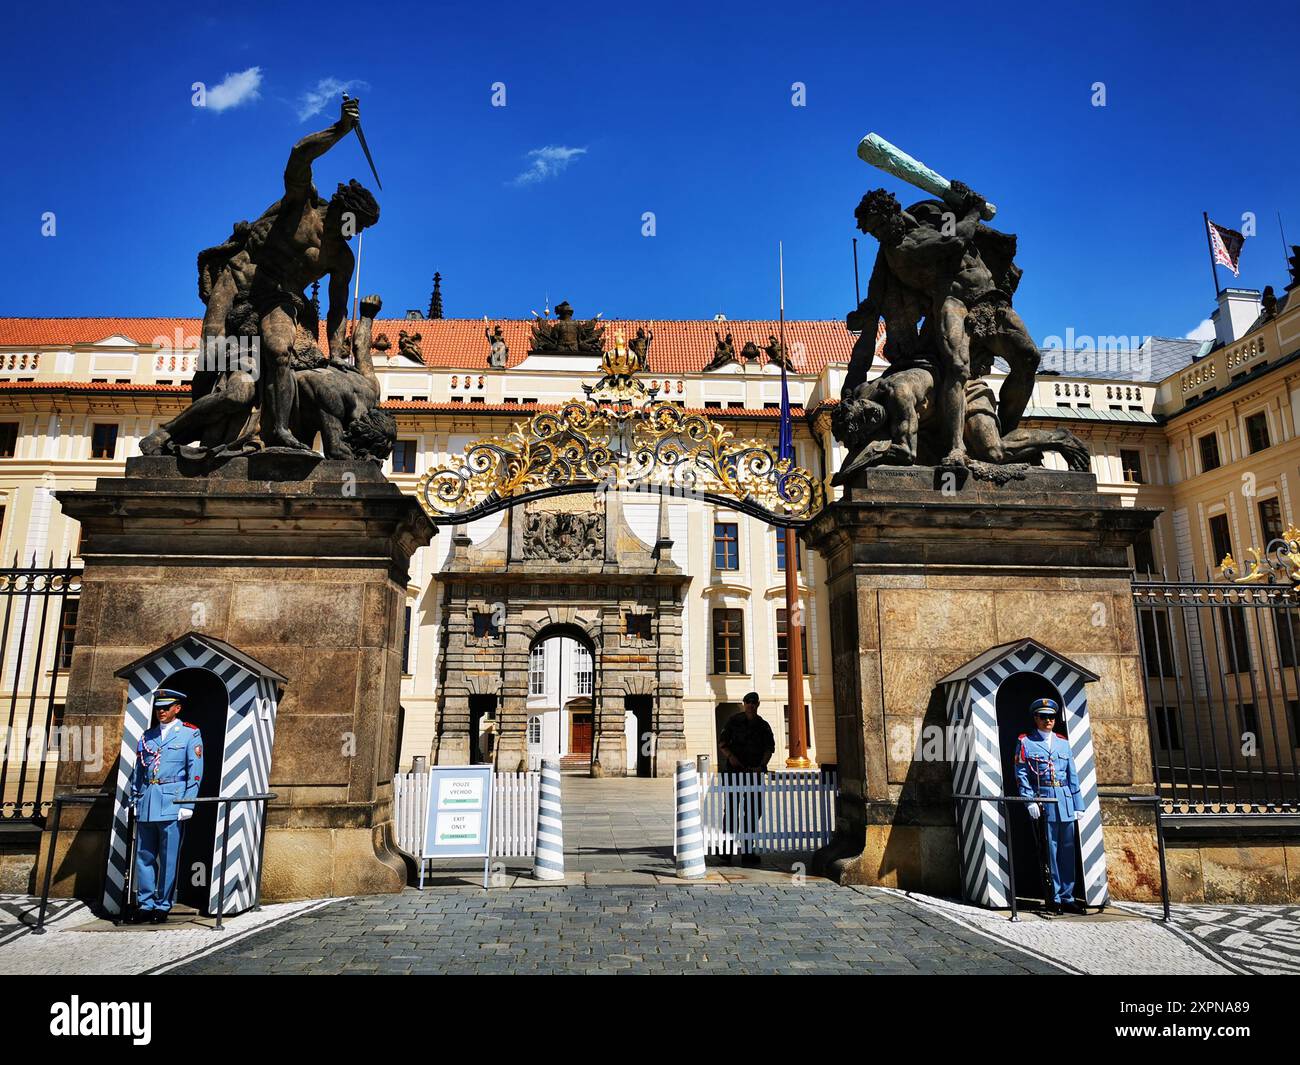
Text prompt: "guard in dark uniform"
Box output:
[[718, 692, 776, 867], [1014, 697, 1085, 915], [129, 688, 204, 923]]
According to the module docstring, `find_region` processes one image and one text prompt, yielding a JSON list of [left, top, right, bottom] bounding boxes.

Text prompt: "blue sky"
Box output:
[[3, 0, 1297, 344]]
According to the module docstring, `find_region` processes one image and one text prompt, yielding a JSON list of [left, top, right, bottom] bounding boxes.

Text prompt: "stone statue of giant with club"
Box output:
[[835, 134, 1087, 479]]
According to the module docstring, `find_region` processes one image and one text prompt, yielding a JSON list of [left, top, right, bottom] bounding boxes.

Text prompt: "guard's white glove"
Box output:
[[1027, 802, 1041, 820], [1075, 810, 1084, 821], [177, 808, 193, 822]]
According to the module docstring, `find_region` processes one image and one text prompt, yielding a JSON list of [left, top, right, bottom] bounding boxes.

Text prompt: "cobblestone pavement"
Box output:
[[6, 883, 1299, 975], [167, 884, 1061, 975], [0, 893, 337, 975], [1114, 902, 1300, 975], [881, 890, 1233, 975]]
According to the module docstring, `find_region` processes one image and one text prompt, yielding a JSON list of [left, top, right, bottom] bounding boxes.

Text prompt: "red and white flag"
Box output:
[[1208, 218, 1245, 277]]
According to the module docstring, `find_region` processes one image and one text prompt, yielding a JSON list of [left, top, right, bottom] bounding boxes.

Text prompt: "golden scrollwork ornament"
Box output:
[[415, 354, 825, 526]]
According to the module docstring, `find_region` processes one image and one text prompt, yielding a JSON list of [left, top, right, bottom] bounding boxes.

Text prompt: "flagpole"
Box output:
[[779, 241, 811, 770], [349, 230, 364, 363], [1203, 212, 1222, 299]]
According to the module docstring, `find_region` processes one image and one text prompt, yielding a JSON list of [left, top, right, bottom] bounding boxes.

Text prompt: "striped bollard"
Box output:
[[533, 758, 565, 881], [674, 759, 706, 879]]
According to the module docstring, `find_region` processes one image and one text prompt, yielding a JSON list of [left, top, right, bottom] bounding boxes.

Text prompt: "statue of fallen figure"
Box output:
[[141, 294, 395, 466], [832, 348, 1090, 485]]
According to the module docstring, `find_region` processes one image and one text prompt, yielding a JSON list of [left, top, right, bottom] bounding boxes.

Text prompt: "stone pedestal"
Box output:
[[806, 465, 1160, 896], [44, 454, 433, 902]]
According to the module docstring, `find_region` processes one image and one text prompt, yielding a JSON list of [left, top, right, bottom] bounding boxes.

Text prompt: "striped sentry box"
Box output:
[[674, 760, 706, 878], [938, 638, 1110, 909], [532, 758, 565, 881], [103, 633, 284, 917]]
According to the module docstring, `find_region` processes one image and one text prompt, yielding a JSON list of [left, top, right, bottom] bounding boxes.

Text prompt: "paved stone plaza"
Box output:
[[5, 886, 1298, 975], [5, 777, 1297, 975]]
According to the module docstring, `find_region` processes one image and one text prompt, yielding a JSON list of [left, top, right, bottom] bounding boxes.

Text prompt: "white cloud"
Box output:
[[511, 145, 587, 186], [205, 67, 263, 113], [1184, 318, 1216, 341], [297, 77, 369, 122]]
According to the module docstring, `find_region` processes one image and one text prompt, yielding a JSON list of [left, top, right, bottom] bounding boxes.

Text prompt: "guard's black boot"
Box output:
[[1063, 900, 1088, 915], [741, 854, 762, 867], [150, 911, 168, 925]]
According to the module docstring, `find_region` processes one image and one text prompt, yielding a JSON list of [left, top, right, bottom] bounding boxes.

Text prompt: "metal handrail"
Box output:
[[951, 794, 1059, 922], [174, 793, 277, 931], [33, 792, 110, 933], [33, 790, 277, 934], [1097, 791, 1170, 921]]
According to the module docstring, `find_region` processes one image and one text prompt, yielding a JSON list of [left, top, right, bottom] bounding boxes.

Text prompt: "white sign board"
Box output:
[[421, 765, 494, 860]]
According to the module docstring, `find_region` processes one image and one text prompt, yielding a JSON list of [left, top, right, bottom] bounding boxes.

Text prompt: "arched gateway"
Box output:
[[418, 340, 822, 778], [429, 493, 691, 777]]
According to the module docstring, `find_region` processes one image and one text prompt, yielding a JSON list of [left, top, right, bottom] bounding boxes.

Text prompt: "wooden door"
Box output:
[[571, 713, 593, 754]]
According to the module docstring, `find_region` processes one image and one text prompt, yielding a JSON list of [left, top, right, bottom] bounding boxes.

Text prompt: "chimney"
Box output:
[[1211, 287, 1262, 345]]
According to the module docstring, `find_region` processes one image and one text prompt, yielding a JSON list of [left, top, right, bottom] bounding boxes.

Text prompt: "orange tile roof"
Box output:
[[0, 317, 862, 375], [0, 380, 187, 393]]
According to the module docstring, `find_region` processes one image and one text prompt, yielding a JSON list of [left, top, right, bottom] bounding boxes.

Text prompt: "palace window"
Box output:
[[775, 608, 810, 674], [727, 401, 744, 409], [1198, 432, 1221, 472], [1220, 606, 1251, 674], [574, 645, 593, 696], [625, 612, 652, 640], [1245, 411, 1271, 454], [1239, 702, 1259, 742], [1119, 449, 1143, 484], [391, 439, 417, 474], [90, 423, 118, 460], [1131, 529, 1156, 576], [472, 611, 500, 640], [1274, 608, 1300, 669], [1153, 707, 1182, 751], [712, 608, 745, 674], [1139, 611, 1176, 677], [0, 422, 17, 458], [775, 529, 802, 572], [527, 716, 542, 746], [705, 401, 722, 409], [401, 606, 413, 674], [1208, 514, 1232, 566], [713, 522, 739, 570], [782, 703, 812, 749], [58, 597, 79, 670], [529, 645, 546, 696], [1258, 497, 1283, 545]]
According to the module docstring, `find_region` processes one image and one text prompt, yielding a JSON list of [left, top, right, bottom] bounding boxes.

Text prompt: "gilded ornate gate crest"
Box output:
[[415, 333, 826, 527]]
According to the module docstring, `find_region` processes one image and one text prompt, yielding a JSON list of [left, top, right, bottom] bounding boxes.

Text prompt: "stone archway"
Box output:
[[431, 493, 691, 776]]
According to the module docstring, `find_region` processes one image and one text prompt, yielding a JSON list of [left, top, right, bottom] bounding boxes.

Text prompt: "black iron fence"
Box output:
[[1133, 576, 1300, 810], [0, 557, 81, 824]]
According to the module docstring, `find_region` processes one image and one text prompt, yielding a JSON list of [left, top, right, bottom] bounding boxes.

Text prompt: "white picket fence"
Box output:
[[691, 770, 837, 855], [393, 770, 541, 859]]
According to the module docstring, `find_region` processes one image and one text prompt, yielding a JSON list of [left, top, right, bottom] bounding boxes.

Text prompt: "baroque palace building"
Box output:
[[0, 277, 1297, 799]]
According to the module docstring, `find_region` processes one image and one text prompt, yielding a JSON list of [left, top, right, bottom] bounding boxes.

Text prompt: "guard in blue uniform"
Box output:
[[129, 688, 204, 924], [1014, 697, 1086, 915]]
